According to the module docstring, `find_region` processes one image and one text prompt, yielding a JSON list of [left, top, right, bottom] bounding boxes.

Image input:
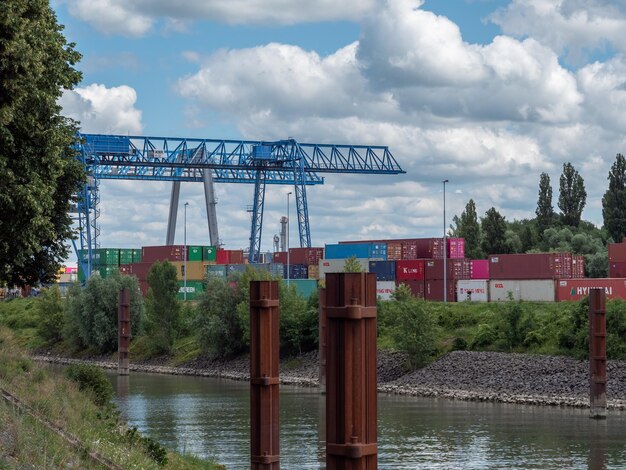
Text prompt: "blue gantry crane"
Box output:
[[73, 133, 405, 279]]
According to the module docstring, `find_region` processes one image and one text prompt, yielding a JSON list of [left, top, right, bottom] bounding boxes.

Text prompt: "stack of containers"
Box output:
[[458, 259, 490, 301], [288, 247, 323, 280], [370, 260, 396, 300], [97, 248, 119, 279], [555, 278, 626, 301], [425, 258, 470, 301], [609, 241, 626, 277], [572, 255, 585, 278], [395, 260, 425, 298]]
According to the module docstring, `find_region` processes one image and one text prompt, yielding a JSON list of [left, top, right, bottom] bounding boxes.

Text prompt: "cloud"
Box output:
[[490, 0, 626, 62], [59, 84, 143, 134], [64, 0, 153, 37]]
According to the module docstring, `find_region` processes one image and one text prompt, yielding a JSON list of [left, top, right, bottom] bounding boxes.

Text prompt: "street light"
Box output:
[[442, 180, 449, 303], [184, 202, 189, 301], [287, 192, 292, 286]]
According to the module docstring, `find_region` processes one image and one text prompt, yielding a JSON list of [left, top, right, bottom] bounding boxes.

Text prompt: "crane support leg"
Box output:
[[248, 171, 266, 263], [294, 159, 311, 248], [166, 181, 181, 245], [203, 169, 220, 247]]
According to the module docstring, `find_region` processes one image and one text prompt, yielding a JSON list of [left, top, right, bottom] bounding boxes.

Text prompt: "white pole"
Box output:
[[287, 192, 292, 286], [184, 202, 188, 301], [443, 180, 448, 303]]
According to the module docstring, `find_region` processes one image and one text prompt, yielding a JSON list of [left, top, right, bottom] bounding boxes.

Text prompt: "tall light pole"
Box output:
[[442, 180, 449, 303], [287, 192, 292, 286], [184, 201, 189, 301]]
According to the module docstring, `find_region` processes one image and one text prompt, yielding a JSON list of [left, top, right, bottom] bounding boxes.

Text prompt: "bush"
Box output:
[[470, 323, 497, 350], [144, 261, 180, 355], [36, 285, 65, 343], [66, 364, 113, 407]]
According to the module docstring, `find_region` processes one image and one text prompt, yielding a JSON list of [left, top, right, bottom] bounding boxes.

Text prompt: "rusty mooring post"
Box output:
[[325, 272, 377, 469], [589, 288, 607, 419], [117, 288, 130, 376], [319, 287, 327, 393], [250, 281, 280, 469]]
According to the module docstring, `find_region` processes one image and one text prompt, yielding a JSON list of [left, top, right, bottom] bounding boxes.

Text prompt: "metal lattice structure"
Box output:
[[74, 134, 404, 278]]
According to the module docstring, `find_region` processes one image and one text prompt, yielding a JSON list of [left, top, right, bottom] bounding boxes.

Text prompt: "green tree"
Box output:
[[343, 256, 363, 272], [145, 261, 180, 354], [602, 153, 626, 243], [36, 285, 65, 343], [558, 162, 587, 227], [535, 172, 555, 236], [481, 207, 508, 254], [450, 199, 483, 258], [0, 0, 84, 287]]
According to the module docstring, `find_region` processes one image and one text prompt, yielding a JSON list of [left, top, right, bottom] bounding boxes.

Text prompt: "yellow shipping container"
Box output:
[[171, 261, 206, 281]]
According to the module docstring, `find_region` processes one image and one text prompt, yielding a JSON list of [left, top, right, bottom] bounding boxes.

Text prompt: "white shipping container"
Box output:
[[489, 279, 555, 302], [318, 258, 370, 280], [456, 280, 489, 302], [376, 281, 396, 300]]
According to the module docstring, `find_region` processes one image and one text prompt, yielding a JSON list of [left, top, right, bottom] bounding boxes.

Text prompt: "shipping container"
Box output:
[[119, 249, 133, 265], [226, 264, 247, 276], [416, 238, 445, 259], [456, 280, 489, 302], [376, 281, 396, 301], [273, 252, 287, 264], [395, 260, 425, 281], [285, 264, 308, 280], [287, 279, 318, 299], [64, 267, 78, 274], [268, 263, 284, 278], [78, 265, 85, 283], [142, 245, 185, 263], [288, 247, 324, 266], [206, 264, 227, 278], [228, 250, 245, 265], [176, 280, 204, 301], [556, 278, 626, 301], [609, 242, 626, 262], [58, 273, 76, 283], [318, 258, 369, 280], [386, 241, 403, 260], [171, 261, 206, 281], [609, 261, 626, 278], [572, 255, 585, 278], [203, 246, 217, 262], [424, 280, 456, 302], [98, 265, 118, 279], [119, 264, 131, 275], [425, 259, 471, 281], [97, 248, 120, 265], [489, 280, 555, 302], [308, 264, 320, 279], [216, 249, 229, 265], [369, 260, 396, 281], [470, 260, 489, 279], [325, 243, 385, 260], [129, 262, 154, 281], [188, 246, 203, 262], [395, 279, 425, 298], [488, 253, 572, 280], [401, 241, 418, 260], [447, 238, 465, 259], [132, 249, 142, 263]]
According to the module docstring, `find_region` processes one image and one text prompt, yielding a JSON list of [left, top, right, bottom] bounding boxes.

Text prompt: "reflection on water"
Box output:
[[109, 372, 626, 469]]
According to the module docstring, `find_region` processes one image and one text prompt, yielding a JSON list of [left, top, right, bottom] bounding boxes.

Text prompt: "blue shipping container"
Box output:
[[284, 264, 308, 279], [369, 260, 396, 281], [269, 263, 284, 278], [325, 243, 371, 259], [370, 243, 388, 260], [226, 264, 247, 275], [206, 265, 227, 278], [287, 279, 318, 299]]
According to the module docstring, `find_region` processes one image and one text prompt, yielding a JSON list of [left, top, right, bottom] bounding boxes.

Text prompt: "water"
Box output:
[[110, 373, 626, 469]]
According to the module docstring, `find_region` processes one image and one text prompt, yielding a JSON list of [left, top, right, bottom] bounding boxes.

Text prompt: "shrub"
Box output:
[[36, 285, 65, 343], [470, 323, 497, 350], [144, 261, 180, 355], [66, 364, 113, 407]]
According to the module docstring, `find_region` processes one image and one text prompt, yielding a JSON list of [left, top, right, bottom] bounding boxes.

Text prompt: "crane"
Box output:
[[73, 134, 405, 279]]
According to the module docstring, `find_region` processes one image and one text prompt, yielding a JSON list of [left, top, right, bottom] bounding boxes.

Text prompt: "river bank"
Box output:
[[32, 349, 626, 410]]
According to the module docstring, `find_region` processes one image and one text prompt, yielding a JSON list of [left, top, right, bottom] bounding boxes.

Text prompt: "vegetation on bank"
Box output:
[[0, 327, 223, 469]]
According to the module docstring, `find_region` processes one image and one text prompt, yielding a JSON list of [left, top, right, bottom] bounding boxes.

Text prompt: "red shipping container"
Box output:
[[572, 255, 585, 278], [425, 259, 471, 280], [416, 238, 445, 259], [64, 267, 78, 274], [273, 251, 287, 264], [119, 264, 131, 275], [139, 280, 149, 296], [488, 253, 573, 279], [470, 260, 489, 279], [447, 238, 465, 259], [142, 245, 185, 263], [216, 249, 229, 264], [228, 250, 245, 264], [610, 261, 626, 278], [289, 247, 324, 265], [395, 279, 425, 298], [556, 278, 626, 301], [609, 242, 626, 262], [424, 280, 456, 302], [387, 242, 403, 260], [396, 260, 425, 280], [401, 241, 418, 260], [129, 262, 154, 281]]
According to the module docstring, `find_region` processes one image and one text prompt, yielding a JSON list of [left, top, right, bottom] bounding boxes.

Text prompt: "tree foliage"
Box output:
[[558, 162, 587, 227], [36, 284, 65, 343], [602, 153, 626, 243], [0, 0, 84, 286], [481, 207, 508, 255], [450, 199, 483, 258], [144, 261, 180, 354], [343, 256, 363, 272], [535, 172, 555, 236]]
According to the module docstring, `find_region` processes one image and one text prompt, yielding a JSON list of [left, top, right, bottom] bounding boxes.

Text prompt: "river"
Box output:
[[109, 372, 626, 469]]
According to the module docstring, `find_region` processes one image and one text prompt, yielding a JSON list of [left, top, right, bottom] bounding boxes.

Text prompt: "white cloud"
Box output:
[[64, 0, 153, 37], [59, 84, 143, 134]]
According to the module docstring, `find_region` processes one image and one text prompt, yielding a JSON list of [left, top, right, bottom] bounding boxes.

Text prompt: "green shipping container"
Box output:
[[288, 279, 318, 299], [188, 246, 203, 262], [177, 280, 204, 301], [78, 264, 86, 283], [119, 249, 134, 264], [98, 265, 118, 279], [203, 246, 217, 262], [132, 249, 142, 263], [97, 248, 120, 265]]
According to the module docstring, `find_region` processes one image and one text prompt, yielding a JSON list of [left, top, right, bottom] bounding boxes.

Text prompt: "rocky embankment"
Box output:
[[33, 350, 626, 410]]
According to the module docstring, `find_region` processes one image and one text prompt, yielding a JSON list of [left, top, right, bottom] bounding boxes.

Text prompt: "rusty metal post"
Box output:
[[325, 273, 377, 469], [250, 281, 280, 469], [589, 288, 607, 419], [319, 287, 327, 393], [117, 288, 130, 376]]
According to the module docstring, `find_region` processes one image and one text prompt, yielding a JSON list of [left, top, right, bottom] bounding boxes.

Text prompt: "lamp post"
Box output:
[[287, 192, 292, 286], [442, 180, 449, 303], [184, 202, 188, 301]]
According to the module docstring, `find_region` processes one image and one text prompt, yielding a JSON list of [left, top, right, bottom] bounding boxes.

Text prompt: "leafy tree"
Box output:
[[504, 230, 522, 254], [535, 172, 555, 237], [558, 162, 587, 227], [0, 0, 84, 287], [36, 285, 65, 343], [450, 199, 483, 258], [343, 256, 363, 272], [520, 224, 537, 252], [279, 282, 318, 355], [602, 153, 626, 243], [145, 261, 180, 354], [481, 207, 508, 254], [586, 250, 608, 278]]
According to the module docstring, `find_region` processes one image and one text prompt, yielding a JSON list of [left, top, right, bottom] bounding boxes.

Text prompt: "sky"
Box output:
[[52, 0, 626, 258]]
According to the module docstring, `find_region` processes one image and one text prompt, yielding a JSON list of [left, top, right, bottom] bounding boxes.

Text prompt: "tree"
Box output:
[[343, 256, 363, 272], [558, 162, 586, 227], [0, 0, 84, 287], [535, 173, 555, 236], [145, 261, 180, 354], [451, 199, 483, 259], [602, 153, 626, 243], [481, 207, 508, 255]]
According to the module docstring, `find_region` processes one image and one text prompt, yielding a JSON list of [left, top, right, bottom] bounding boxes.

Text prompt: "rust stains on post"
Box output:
[[589, 288, 607, 419], [325, 272, 378, 469], [117, 288, 130, 376], [250, 280, 280, 469], [319, 287, 327, 392]]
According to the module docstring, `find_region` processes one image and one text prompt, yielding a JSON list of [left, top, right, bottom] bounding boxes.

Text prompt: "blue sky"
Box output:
[[53, 0, 626, 258]]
